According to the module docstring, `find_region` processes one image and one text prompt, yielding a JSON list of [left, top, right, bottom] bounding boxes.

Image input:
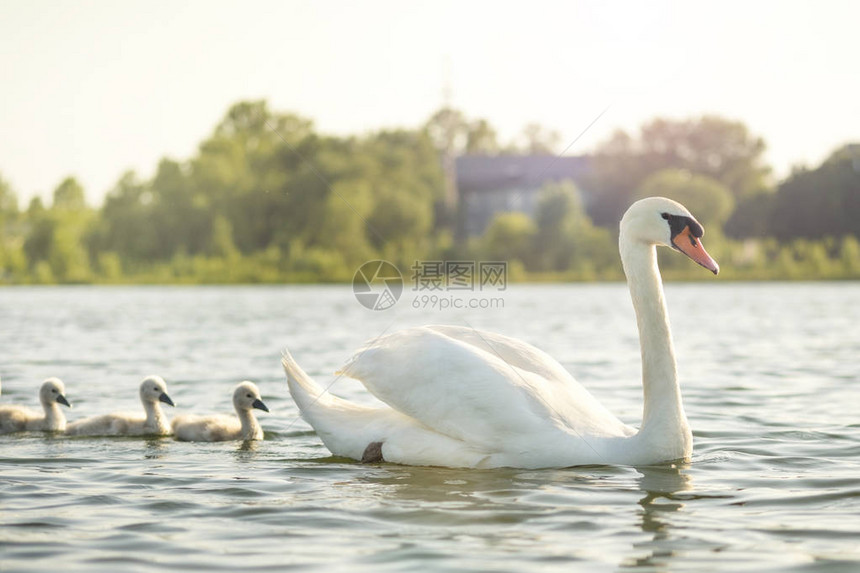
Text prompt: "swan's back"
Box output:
[[172, 414, 246, 441], [0, 405, 42, 433], [65, 412, 150, 436]]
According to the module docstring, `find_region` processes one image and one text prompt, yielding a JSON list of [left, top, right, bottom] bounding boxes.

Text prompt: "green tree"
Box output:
[[840, 235, 860, 275], [587, 116, 770, 226], [769, 144, 860, 240], [0, 174, 24, 280], [311, 181, 374, 266], [367, 188, 432, 250], [465, 119, 500, 154], [635, 169, 735, 228], [210, 215, 239, 260], [517, 123, 561, 154], [424, 107, 470, 155], [97, 171, 160, 263], [423, 106, 501, 155], [52, 177, 87, 210], [358, 129, 443, 255], [23, 178, 93, 282], [638, 116, 769, 199], [531, 181, 614, 273], [0, 174, 18, 224], [724, 192, 774, 238], [23, 197, 53, 266], [150, 158, 212, 257], [193, 101, 314, 253], [482, 212, 537, 264]]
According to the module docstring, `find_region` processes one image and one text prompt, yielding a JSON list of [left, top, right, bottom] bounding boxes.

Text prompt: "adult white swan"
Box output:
[[282, 197, 719, 468]]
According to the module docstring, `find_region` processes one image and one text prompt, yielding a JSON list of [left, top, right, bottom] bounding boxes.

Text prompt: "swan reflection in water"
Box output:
[[343, 461, 694, 566], [623, 463, 694, 569], [350, 458, 692, 516]]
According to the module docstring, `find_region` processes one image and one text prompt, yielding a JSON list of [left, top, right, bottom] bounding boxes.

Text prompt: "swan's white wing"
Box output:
[[0, 405, 38, 433], [65, 412, 142, 436], [423, 326, 630, 436], [172, 414, 239, 441], [425, 325, 578, 385], [338, 327, 630, 453]]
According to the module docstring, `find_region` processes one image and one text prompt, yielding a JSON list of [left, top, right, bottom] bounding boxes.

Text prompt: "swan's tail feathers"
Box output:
[[281, 348, 393, 461], [282, 349, 335, 412], [333, 346, 368, 378]]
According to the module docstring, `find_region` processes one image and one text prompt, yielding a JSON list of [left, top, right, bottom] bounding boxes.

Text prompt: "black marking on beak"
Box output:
[[252, 398, 269, 413], [663, 213, 720, 274], [57, 394, 71, 408], [159, 392, 175, 407], [662, 212, 703, 249]]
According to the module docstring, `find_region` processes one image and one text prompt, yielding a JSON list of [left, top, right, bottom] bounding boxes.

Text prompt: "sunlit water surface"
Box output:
[[1, 283, 859, 572]]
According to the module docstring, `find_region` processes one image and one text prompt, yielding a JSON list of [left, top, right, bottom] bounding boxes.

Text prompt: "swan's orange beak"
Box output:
[[672, 226, 720, 275]]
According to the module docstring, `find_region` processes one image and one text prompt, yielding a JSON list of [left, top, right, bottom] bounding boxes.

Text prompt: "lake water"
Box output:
[[1, 283, 859, 572]]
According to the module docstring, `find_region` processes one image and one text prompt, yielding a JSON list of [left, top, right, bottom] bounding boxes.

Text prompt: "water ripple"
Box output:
[[1, 284, 859, 571]]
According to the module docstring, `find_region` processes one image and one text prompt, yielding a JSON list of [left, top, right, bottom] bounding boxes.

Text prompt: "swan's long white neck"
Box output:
[[42, 401, 66, 431], [237, 408, 261, 439], [144, 401, 168, 432], [619, 235, 690, 445]]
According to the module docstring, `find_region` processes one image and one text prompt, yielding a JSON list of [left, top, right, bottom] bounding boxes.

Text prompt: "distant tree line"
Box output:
[[0, 100, 858, 284], [578, 116, 860, 244]]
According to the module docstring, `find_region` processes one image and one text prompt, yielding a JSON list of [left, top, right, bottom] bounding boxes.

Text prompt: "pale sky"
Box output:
[[1, 0, 858, 205]]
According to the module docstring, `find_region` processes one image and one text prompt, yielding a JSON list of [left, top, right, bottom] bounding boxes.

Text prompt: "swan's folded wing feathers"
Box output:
[[425, 325, 578, 385], [65, 412, 140, 436], [0, 405, 37, 433], [173, 414, 239, 441], [338, 327, 579, 449], [340, 326, 630, 448], [426, 325, 630, 438]]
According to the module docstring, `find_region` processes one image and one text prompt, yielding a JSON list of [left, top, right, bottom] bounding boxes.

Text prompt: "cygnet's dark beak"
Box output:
[[159, 392, 175, 407], [57, 394, 71, 408], [252, 398, 269, 413]]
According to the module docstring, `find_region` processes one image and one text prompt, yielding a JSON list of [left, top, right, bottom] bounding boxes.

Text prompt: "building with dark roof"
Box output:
[[455, 154, 591, 237]]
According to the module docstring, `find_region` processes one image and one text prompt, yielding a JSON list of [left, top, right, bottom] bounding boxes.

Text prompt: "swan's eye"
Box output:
[[52, 389, 57, 393], [246, 394, 253, 398], [661, 213, 671, 220]]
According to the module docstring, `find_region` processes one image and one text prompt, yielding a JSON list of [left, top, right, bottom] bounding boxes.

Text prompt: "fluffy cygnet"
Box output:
[[65, 375, 175, 436], [0, 378, 72, 434], [172, 381, 269, 442]]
